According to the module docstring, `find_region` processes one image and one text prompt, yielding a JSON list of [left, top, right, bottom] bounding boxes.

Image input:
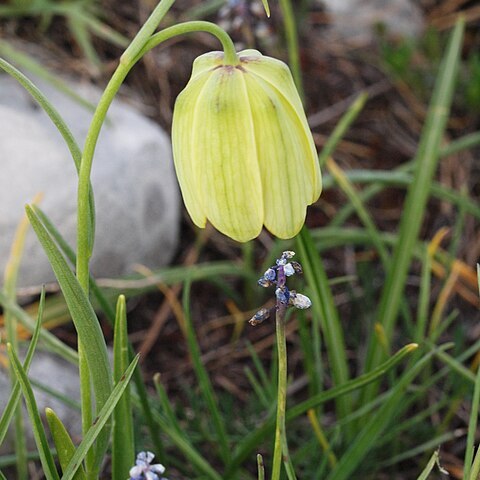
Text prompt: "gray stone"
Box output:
[[0, 71, 180, 288], [321, 0, 424, 40]]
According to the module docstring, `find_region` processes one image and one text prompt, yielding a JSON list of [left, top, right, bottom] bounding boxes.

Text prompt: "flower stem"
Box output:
[[139, 21, 239, 65], [76, 0, 176, 294], [76, 17, 238, 296], [271, 302, 288, 480]]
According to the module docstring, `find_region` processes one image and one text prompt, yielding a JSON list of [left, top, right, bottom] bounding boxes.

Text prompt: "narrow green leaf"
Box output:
[[278, 0, 301, 94], [226, 344, 417, 475], [149, 408, 222, 480], [7, 344, 60, 480], [416, 450, 441, 480], [153, 374, 184, 436], [0, 291, 78, 365], [326, 346, 446, 480], [3, 207, 32, 480], [257, 454, 265, 480], [31, 205, 165, 457], [182, 280, 231, 464], [0, 470, 7, 480], [0, 43, 96, 113], [67, 15, 101, 69], [362, 18, 466, 402], [61, 355, 139, 480], [296, 228, 351, 425], [112, 295, 135, 479], [468, 445, 480, 480], [46, 408, 87, 480], [327, 158, 390, 269], [464, 266, 480, 478], [317, 93, 368, 168], [25, 205, 112, 464], [0, 289, 45, 445], [260, 0, 270, 17]]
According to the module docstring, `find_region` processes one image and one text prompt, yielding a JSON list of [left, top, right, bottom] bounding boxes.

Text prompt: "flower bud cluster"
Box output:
[[250, 251, 311, 326]]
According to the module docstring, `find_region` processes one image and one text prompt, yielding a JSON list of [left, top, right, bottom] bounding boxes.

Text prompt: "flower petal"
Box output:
[[241, 53, 321, 203], [192, 66, 264, 242], [191, 51, 224, 78], [172, 71, 212, 228], [243, 72, 316, 238]]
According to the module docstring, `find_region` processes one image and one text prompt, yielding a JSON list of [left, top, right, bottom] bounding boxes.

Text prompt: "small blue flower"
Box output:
[[129, 452, 167, 480], [289, 291, 312, 309], [251, 251, 311, 326], [283, 263, 295, 276], [275, 286, 290, 305], [264, 268, 276, 281], [249, 307, 271, 326]]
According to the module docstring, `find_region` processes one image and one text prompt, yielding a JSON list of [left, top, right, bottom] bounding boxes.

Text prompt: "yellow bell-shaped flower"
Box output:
[[172, 49, 322, 242]]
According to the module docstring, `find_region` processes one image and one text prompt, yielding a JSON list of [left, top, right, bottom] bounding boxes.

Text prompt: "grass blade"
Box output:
[[61, 355, 139, 480], [182, 280, 231, 464], [416, 450, 441, 480], [362, 18, 465, 401], [317, 93, 368, 168], [7, 344, 60, 480], [3, 201, 36, 480], [46, 408, 87, 480], [0, 289, 45, 445], [464, 266, 480, 478], [31, 205, 165, 457], [326, 346, 444, 480], [468, 445, 480, 480], [296, 228, 351, 425], [112, 295, 135, 479], [0, 291, 78, 364], [25, 205, 113, 466], [227, 344, 417, 475]]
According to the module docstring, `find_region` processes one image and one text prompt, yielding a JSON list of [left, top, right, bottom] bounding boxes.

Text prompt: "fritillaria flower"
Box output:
[[172, 49, 321, 242]]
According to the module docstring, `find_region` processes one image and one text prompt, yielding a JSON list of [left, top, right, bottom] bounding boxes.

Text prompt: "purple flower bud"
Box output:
[[264, 268, 276, 281], [249, 307, 271, 326], [275, 286, 290, 305], [258, 277, 273, 288]]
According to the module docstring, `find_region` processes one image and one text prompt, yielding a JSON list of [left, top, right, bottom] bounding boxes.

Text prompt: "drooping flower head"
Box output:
[[172, 49, 322, 242]]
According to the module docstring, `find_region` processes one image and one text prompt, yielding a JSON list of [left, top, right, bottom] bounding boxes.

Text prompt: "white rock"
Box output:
[[0, 72, 180, 287], [321, 0, 424, 40]]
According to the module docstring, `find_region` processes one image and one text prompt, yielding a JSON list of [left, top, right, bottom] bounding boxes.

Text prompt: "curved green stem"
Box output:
[[139, 21, 239, 65], [76, 17, 238, 294]]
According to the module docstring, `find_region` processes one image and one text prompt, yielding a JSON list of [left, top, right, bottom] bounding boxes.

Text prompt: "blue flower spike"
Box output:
[[129, 451, 167, 480], [250, 251, 311, 326]]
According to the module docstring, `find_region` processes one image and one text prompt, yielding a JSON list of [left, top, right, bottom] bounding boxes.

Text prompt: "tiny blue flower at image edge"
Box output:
[[128, 451, 167, 480]]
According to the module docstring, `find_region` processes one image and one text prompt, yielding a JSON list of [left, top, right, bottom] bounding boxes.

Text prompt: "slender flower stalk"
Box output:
[[253, 252, 311, 479], [73, 3, 239, 471]]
